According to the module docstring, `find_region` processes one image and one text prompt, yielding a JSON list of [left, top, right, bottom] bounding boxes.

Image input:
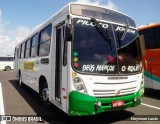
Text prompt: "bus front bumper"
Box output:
[[69, 87, 144, 116]]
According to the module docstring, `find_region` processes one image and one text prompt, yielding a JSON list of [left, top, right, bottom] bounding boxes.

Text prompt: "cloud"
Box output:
[[0, 9, 34, 56], [0, 25, 34, 56], [0, 9, 5, 33], [0, 35, 14, 56], [75, 0, 118, 10], [14, 26, 33, 42]]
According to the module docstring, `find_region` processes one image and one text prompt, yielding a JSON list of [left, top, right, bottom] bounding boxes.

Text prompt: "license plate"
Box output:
[[112, 100, 124, 108]]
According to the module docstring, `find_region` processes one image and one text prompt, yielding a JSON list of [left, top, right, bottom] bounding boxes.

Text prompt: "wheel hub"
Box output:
[[42, 88, 49, 102]]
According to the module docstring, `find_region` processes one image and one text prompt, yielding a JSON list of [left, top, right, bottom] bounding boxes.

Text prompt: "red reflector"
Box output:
[[62, 88, 65, 91], [112, 100, 124, 108], [63, 96, 67, 99]]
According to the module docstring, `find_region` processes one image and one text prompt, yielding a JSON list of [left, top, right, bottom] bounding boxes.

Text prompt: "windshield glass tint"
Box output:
[[72, 19, 118, 74], [113, 25, 142, 74], [113, 25, 139, 48], [72, 18, 142, 75], [71, 4, 136, 27]]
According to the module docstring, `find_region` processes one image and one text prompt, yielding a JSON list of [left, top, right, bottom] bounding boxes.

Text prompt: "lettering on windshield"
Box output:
[[77, 19, 109, 29], [81, 64, 140, 73], [121, 64, 140, 72], [115, 26, 135, 34], [82, 64, 115, 73]]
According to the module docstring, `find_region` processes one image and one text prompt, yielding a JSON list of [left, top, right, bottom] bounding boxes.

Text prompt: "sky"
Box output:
[[0, 0, 159, 56]]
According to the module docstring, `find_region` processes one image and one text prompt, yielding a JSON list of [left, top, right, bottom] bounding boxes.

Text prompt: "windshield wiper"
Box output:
[[120, 24, 129, 41], [117, 25, 129, 50], [91, 18, 112, 50], [117, 32, 122, 49]]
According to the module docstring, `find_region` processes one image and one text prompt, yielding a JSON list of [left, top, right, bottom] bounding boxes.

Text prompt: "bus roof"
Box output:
[[16, 2, 135, 47], [138, 23, 160, 30], [69, 2, 133, 19]]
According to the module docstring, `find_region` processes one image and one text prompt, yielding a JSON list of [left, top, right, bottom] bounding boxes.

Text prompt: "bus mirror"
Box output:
[[63, 23, 72, 66], [139, 35, 146, 56], [64, 23, 72, 42]]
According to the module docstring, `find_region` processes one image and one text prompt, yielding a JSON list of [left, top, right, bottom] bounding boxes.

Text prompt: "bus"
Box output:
[[14, 3, 144, 116], [0, 56, 14, 71], [139, 23, 160, 90]]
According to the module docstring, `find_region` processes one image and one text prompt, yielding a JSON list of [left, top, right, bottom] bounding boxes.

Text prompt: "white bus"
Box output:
[[14, 3, 145, 116], [0, 56, 14, 71]]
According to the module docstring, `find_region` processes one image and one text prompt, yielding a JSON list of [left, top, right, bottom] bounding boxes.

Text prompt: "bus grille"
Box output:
[[93, 87, 137, 97]]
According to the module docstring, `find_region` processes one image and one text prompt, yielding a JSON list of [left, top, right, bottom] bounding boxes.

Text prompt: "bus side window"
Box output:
[[21, 43, 25, 59], [38, 24, 52, 56], [31, 34, 39, 58], [19, 45, 22, 59], [143, 29, 153, 49], [25, 39, 31, 58], [14, 48, 16, 60], [24, 42, 27, 58], [153, 26, 160, 48]]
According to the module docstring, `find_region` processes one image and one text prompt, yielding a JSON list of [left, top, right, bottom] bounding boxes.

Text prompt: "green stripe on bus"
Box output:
[[144, 71, 160, 83], [69, 87, 144, 116]]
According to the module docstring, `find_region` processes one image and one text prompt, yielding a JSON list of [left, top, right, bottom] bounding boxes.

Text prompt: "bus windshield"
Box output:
[[72, 18, 142, 75]]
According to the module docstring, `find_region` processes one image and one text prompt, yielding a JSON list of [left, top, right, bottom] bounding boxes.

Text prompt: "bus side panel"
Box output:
[[144, 68, 153, 89], [144, 49, 160, 89], [22, 58, 39, 92]]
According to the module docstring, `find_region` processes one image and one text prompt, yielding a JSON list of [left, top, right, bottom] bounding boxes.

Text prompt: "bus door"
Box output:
[[55, 23, 67, 106]]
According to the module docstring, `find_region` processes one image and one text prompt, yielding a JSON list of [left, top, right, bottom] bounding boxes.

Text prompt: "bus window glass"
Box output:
[[21, 43, 25, 59], [19, 45, 22, 58], [72, 18, 118, 74], [113, 24, 142, 74], [31, 34, 38, 57], [153, 26, 160, 48], [113, 25, 138, 49], [72, 18, 141, 75], [38, 25, 52, 56], [141, 29, 153, 49], [25, 39, 31, 58], [0, 57, 14, 61], [15, 48, 17, 60]]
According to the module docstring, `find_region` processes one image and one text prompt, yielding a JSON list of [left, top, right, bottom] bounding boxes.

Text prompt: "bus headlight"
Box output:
[[77, 84, 83, 91], [73, 77, 88, 94], [141, 74, 144, 87], [73, 77, 81, 83], [141, 80, 144, 86]]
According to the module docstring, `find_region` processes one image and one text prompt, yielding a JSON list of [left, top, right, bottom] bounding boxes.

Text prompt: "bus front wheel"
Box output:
[[39, 82, 51, 109]]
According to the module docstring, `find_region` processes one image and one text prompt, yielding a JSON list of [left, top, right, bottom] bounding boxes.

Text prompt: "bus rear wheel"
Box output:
[[18, 72, 24, 88]]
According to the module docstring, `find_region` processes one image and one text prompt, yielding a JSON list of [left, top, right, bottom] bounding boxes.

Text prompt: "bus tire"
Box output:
[[18, 72, 24, 88], [4, 66, 11, 71], [39, 80, 51, 109]]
